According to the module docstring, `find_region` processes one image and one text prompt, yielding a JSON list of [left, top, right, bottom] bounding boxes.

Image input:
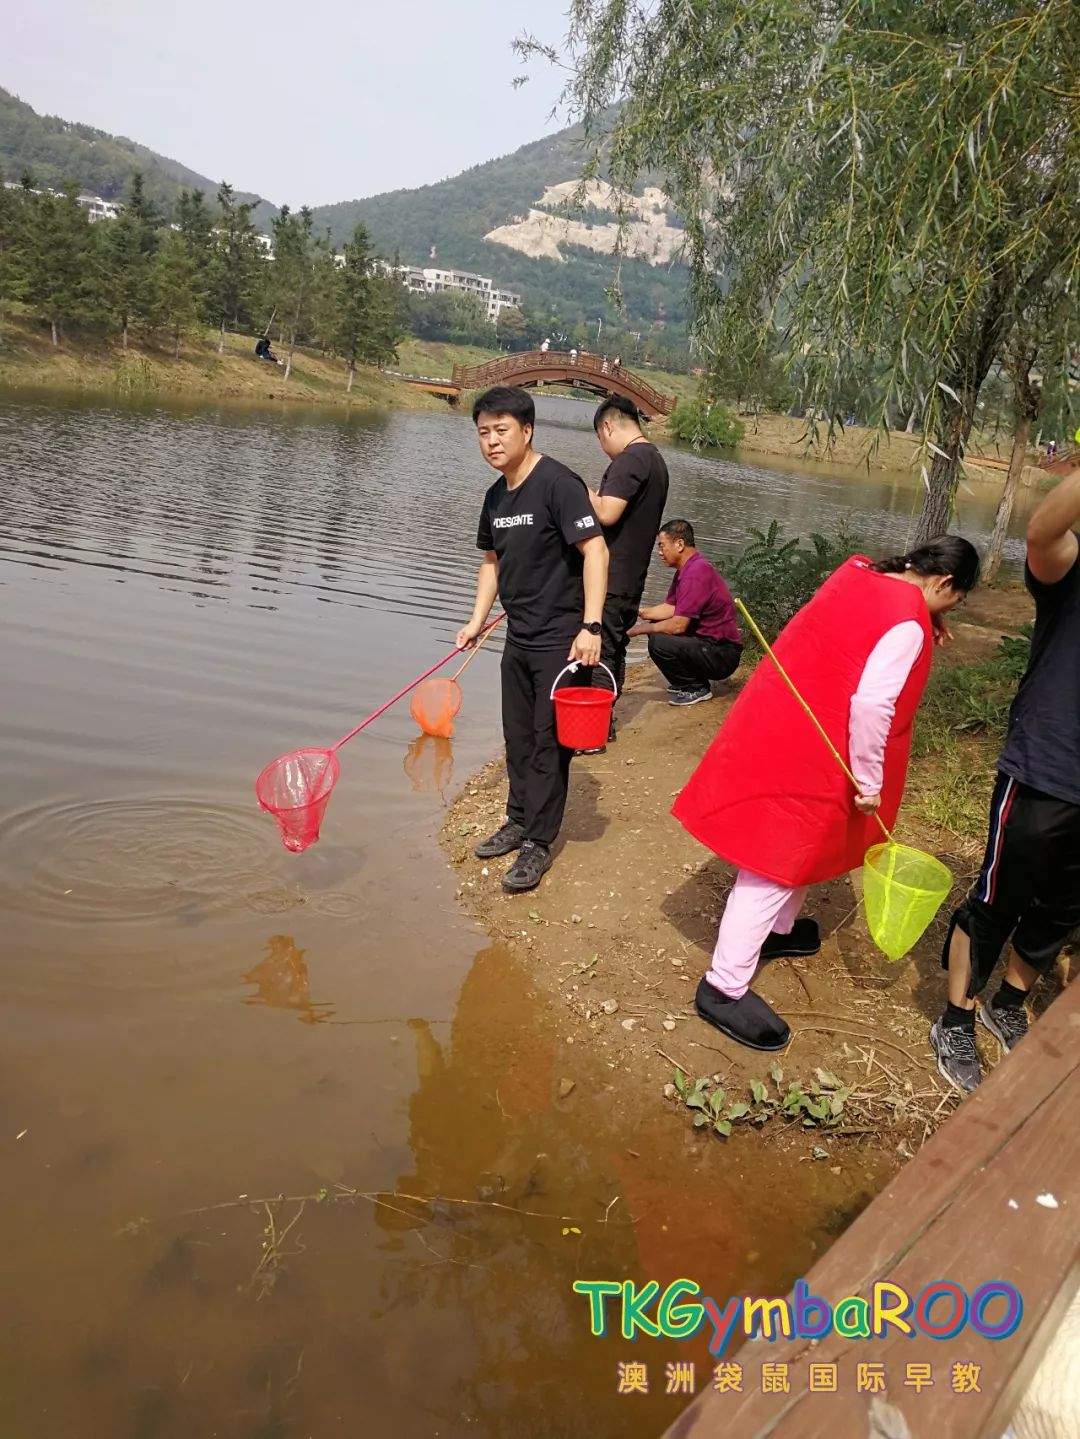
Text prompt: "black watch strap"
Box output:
[[583, 621, 602, 635]]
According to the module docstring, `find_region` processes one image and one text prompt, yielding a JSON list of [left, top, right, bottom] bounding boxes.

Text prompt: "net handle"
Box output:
[[450, 611, 506, 681], [735, 598, 893, 843], [331, 612, 505, 752]]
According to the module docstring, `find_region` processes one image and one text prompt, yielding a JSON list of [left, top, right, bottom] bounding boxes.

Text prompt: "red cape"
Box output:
[[671, 558, 933, 887]]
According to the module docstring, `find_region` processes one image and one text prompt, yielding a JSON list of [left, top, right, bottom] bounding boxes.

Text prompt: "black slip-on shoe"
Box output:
[[694, 978, 790, 1051], [978, 1000, 1029, 1053], [760, 918, 821, 962], [502, 841, 553, 893], [929, 1019, 981, 1094], [474, 820, 525, 860]]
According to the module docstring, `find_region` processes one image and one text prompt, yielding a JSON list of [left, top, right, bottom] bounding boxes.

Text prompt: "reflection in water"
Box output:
[[402, 733, 455, 799], [243, 934, 336, 1024]]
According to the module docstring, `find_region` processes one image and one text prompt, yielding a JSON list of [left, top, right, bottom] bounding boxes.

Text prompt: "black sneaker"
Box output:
[[978, 1001, 1029, 1053], [669, 686, 712, 708], [694, 978, 790, 1051], [502, 841, 553, 893], [760, 918, 821, 962], [474, 820, 524, 859], [929, 1019, 982, 1094]]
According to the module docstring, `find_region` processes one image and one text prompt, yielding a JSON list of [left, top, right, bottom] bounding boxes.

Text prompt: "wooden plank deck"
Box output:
[[663, 978, 1080, 1438]]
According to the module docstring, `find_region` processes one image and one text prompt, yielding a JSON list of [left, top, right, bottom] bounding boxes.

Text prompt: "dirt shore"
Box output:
[[440, 590, 1056, 1170]]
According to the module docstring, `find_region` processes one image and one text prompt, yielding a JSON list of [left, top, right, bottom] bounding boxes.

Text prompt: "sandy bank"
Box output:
[[440, 590, 1058, 1173]]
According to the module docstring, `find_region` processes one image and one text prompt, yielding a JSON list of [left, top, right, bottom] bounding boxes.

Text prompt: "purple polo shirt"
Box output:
[[665, 551, 741, 643]]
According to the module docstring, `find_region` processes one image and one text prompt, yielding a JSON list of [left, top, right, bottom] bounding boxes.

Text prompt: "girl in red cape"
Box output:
[[672, 536, 981, 1051]]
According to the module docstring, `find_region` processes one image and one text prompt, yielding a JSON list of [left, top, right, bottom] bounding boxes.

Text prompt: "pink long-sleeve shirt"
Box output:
[[848, 620, 925, 795]]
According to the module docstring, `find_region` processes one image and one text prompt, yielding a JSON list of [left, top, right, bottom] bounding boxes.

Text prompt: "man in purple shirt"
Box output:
[[628, 518, 742, 705]]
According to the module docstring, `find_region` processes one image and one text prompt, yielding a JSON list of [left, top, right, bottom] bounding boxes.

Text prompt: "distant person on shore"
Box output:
[[570, 348, 578, 365], [931, 459, 1080, 1093], [674, 538, 980, 1052], [255, 336, 278, 364], [456, 385, 608, 893], [613, 354, 622, 370], [540, 338, 550, 353], [628, 520, 741, 705], [583, 395, 669, 745]]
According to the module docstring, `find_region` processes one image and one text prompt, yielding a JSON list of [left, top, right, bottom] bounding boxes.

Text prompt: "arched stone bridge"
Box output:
[[384, 349, 677, 418]]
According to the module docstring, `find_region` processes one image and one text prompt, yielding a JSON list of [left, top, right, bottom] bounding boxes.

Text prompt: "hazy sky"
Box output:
[[7, 0, 569, 207]]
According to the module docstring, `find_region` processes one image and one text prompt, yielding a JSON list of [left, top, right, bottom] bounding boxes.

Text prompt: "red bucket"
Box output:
[[550, 663, 618, 749]]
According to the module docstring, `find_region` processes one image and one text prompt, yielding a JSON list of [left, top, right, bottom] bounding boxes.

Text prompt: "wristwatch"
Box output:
[[582, 621, 602, 635]]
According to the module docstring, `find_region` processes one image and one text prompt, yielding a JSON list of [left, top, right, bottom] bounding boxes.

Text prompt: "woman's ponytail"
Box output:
[[871, 535, 981, 593]]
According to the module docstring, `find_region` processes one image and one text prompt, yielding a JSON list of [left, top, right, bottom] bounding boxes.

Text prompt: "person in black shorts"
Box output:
[[585, 394, 670, 743], [931, 456, 1080, 1092], [456, 386, 609, 893]]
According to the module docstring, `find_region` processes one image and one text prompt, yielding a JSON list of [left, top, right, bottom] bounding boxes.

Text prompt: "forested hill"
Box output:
[[0, 86, 276, 225], [308, 121, 690, 337]]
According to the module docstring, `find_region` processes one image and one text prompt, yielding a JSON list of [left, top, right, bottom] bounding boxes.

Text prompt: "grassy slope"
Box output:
[[0, 315, 442, 412]]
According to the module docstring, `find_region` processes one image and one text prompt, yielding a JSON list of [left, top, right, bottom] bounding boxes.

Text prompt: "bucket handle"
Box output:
[[549, 662, 619, 702]]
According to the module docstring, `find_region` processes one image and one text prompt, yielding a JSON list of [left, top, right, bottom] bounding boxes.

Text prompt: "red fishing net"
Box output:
[[255, 747, 340, 853], [410, 676, 463, 738]]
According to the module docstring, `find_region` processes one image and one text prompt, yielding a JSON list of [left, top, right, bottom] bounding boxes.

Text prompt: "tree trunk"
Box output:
[[983, 413, 1032, 584], [50, 318, 59, 348], [914, 397, 972, 544], [174, 327, 181, 361], [122, 317, 129, 350], [284, 333, 295, 382], [218, 318, 225, 355], [346, 361, 355, 393]]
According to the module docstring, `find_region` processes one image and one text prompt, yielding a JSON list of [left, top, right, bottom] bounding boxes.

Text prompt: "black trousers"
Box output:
[[647, 632, 742, 690], [501, 642, 574, 847], [943, 772, 1080, 996], [600, 590, 644, 698]]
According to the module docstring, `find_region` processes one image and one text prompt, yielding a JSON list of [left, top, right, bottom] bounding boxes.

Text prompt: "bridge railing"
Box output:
[[450, 350, 676, 415]]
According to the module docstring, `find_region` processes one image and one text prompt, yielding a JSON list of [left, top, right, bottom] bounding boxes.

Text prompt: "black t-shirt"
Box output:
[[998, 543, 1080, 806], [598, 439, 670, 596], [477, 455, 599, 650]]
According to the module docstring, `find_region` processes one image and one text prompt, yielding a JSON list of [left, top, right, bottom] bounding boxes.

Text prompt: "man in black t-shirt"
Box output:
[[932, 458, 1080, 1093], [457, 385, 609, 893], [585, 395, 670, 742]]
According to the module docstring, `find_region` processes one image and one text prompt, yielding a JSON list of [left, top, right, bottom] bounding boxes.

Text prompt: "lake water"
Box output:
[[0, 389, 1031, 1438]]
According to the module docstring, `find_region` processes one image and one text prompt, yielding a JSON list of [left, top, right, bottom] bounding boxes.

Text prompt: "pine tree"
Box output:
[[308, 227, 341, 355], [335, 223, 375, 390], [101, 171, 160, 347], [0, 170, 28, 339], [176, 188, 215, 322], [209, 182, 265, 352], [151, 228, 204, 359], [269, 205, 315, 381], [22, 183, 98, 347]]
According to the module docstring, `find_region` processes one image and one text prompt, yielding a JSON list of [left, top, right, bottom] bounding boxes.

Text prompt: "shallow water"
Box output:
[[0, 389, 1030, 1437]]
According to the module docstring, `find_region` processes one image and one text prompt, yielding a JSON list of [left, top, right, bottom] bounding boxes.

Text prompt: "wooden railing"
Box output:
[[661, 976, 1080, 1437], [450, 349, 677, 416]]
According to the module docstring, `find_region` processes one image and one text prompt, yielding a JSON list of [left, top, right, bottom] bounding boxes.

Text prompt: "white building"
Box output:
[[78, 194, 122, 223], [391, 263, 522, 323], [3, 182, 122, 222]]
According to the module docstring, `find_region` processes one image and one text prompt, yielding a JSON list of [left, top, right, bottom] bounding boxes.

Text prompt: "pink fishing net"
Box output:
[[255, 747, 340, 853]]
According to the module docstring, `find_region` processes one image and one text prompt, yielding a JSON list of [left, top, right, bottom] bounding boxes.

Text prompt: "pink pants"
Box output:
[[706, 870, 807, 999]]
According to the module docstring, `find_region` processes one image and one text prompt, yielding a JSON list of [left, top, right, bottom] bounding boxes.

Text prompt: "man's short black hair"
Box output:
[[593, 393, 644, 431], [472, 385, 535, 429], [660, 518, 695, 548]]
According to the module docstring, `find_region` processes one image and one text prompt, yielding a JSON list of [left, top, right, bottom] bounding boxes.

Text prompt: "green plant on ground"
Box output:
[[670, 396, 745, 450], [728, 520, 859, 640], [672, 1063, 852, 1138]]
